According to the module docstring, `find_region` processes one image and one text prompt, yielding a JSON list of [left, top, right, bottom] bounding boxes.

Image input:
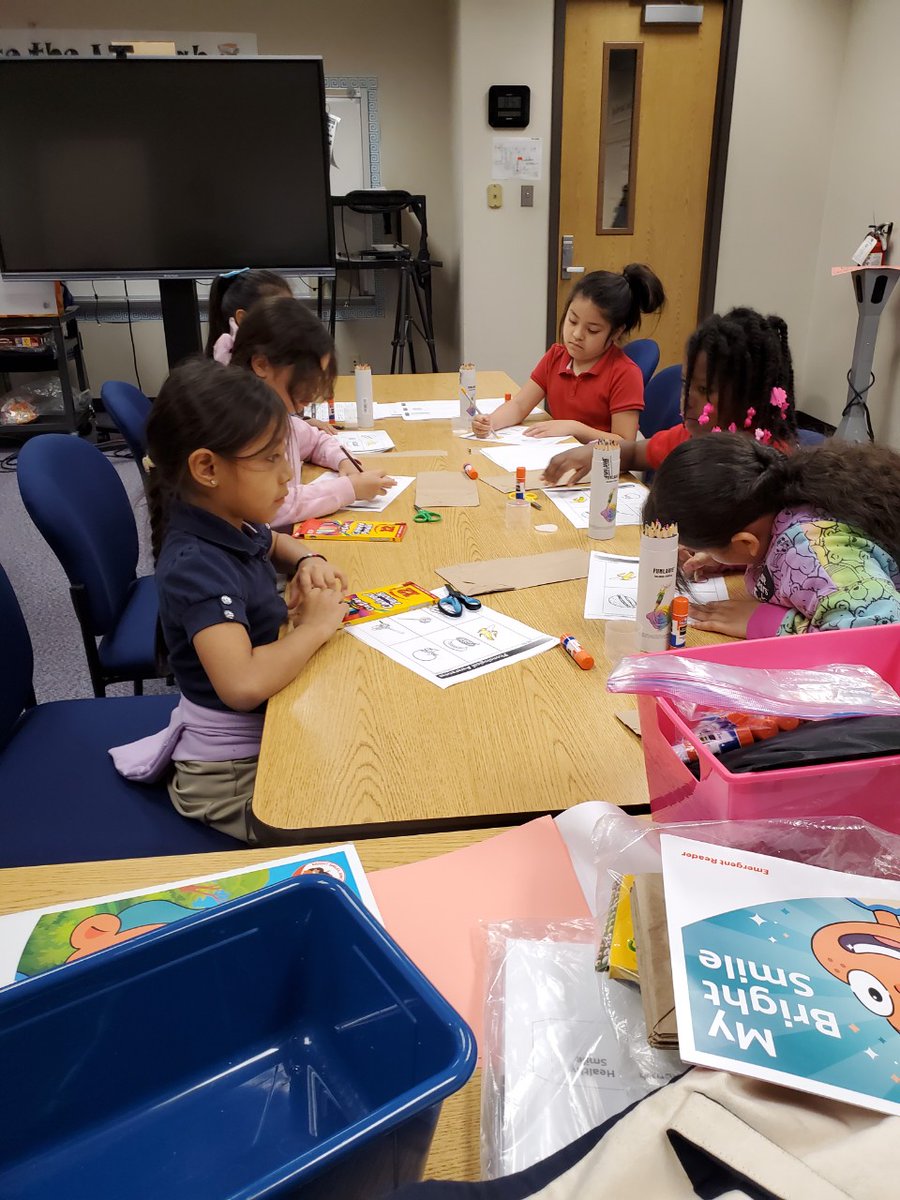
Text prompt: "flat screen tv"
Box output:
[[0, 56, 333, 279]]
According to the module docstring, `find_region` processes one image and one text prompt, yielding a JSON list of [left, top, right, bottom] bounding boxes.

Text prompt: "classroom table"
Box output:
[[0, 832, 498, 1183], [253, 371, 720, 840]]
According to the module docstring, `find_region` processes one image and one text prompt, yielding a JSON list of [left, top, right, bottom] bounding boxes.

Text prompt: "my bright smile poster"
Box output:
[[662, 834, 900, 1116]]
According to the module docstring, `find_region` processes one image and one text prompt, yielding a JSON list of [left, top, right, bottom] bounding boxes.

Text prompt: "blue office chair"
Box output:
[[639, 364, 683, 440], [623, 338, 660, 386], [0, 560, 242, 866], [797, 428, 827, 446], [17, 434, 160, 698], [101, 380, 152, 482]]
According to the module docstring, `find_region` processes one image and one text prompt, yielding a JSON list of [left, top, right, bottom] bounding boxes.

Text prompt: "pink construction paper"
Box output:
[[369, 816, 590, 1048]]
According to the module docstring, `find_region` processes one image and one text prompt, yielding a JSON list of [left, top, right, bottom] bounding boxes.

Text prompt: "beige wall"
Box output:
[[714, 0, 850, 413], [0, 0, 459, 391], [452, 0, 555, 388]]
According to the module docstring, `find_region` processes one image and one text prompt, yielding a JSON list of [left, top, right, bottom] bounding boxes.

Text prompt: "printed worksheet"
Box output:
[[336, 429, 395, 454], [584, 553, 728, 621], [401, 397, 507, 421], [543, 481, 647, 529], [314, 470, 415, 513], [346, 596, 556, 688], [311, 401, 403, 422], [480, 442, 571, 472], [457, 425, 573, 446]]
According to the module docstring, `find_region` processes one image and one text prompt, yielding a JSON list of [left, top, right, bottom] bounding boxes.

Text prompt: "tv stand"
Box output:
[[159, 279, 202, 368]]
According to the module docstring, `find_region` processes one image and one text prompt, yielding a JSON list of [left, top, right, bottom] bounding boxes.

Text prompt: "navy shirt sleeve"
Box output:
[[161, 541, 252, 640]]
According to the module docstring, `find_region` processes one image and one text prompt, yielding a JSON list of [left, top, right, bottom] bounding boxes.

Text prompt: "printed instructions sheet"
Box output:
[[543, 481, 647, 529], [346, 597, 556, 688], [584, 552, 728, 621]]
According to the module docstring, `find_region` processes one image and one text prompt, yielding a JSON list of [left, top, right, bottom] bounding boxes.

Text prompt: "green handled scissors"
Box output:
[[413, 504, 442, 523]]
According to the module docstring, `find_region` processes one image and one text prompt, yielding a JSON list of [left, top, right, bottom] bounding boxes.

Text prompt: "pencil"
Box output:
[[340, 445, 364, 473]]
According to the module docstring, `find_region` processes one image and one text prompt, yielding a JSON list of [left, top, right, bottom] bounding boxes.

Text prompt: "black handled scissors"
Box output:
[[437, 585, 482, 618]]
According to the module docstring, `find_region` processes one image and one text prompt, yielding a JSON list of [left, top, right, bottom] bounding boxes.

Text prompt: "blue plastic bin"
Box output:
[[0, 876, 476, 1199]]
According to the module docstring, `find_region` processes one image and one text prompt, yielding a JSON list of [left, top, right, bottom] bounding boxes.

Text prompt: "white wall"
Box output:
[[714, 0, 850, 414], [452, 0, 555, 388], [0, 0, 459, 391]]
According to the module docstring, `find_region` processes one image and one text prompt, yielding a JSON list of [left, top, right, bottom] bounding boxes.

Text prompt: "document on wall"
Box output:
[[491, 137, 543, 181]]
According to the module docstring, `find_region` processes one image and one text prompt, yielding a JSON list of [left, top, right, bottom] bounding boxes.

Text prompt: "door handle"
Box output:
[[560, 235, 585, 281]]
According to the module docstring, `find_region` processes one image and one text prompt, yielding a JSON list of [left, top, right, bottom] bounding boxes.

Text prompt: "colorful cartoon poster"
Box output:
[[662, 834, 900, 1115], [0, 844, 379, 987]]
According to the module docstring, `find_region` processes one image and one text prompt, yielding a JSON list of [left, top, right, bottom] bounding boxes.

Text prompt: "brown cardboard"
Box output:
[[435, 548, 589, 596], [632, 874, 678, 1047], [415, 471, 479, 507]]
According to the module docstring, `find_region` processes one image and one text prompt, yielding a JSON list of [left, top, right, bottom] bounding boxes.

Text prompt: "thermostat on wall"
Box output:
[[488, 85, 531, 129]]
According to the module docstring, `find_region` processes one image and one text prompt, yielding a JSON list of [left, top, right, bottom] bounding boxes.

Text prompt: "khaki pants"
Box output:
[[169, 757, 259, 844]]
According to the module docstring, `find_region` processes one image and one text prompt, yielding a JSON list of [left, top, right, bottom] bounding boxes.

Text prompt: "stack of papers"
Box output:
[[336, 429, 395, 454]]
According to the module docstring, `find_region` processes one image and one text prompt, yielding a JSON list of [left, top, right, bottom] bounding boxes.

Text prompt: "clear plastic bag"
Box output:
[[480, 918, 649, 1180], [607, 654, 900, 721]]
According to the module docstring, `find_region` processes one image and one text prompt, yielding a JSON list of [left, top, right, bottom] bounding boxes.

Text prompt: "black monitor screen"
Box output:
[[0, 57, 333, 278]]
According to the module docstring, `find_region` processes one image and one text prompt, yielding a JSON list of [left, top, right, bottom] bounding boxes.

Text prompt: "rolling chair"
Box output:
[[0, 559, 242, 866], [624, 338, 660, 386], [17, 434, 161, 698], [639, 364, 683, 440], [797, 428, 827, 446], [101, 380, 152, 483]]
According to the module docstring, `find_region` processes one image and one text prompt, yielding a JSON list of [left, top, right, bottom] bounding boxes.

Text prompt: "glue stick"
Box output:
[[515, 465, 526, 500], [464, 462, 478, 480], [560, 634, 594, 670], [670, 595, 689, 649]]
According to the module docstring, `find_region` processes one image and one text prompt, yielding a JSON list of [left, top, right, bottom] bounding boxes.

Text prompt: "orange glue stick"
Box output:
[[560, 634, 594, 670], [463, 462, 479, 479], [515, 465, 526, 500]]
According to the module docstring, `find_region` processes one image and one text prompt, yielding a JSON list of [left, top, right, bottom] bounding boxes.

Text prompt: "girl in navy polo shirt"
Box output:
[[110, 359, 348, 842], [472, 264, 665, 442]]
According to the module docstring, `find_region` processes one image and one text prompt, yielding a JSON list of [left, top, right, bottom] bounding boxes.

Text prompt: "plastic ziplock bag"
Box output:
[[480, 919, 649, 1180], [607, 655, 900, 721]]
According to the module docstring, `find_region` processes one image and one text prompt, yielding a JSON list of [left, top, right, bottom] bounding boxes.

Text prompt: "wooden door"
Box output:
[[556, 0, 724, 367]]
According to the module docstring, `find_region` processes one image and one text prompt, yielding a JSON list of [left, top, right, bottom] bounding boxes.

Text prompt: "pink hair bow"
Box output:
[[212, 317, 239, 365]]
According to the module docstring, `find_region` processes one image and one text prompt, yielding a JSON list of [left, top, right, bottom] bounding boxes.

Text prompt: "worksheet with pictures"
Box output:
[[346, 601, 556, 688], [584, 553, 728, 622], [543, 481, 647, 530]]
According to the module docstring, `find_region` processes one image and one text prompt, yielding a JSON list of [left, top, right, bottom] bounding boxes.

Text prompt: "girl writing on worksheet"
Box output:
[[542, 307, 797, 484], [643, 434, 900, 639], [471, 264, 665, 442], [111, 359, 348, 842], [230, 295, 395, 527]]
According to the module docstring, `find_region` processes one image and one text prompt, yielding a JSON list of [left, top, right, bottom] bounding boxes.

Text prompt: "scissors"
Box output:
[[437, 585, 482, 618], [414, 504, 442, 523]]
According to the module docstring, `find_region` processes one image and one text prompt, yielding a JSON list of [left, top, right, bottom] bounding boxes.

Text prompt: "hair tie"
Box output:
[[727, 422, 737, 433], [221, 267, 250, 280], [212, 317, 239, 365], [697, 402, 714, 426], [743, 406, 756, 429], [142, 454, 155, 472], [770, 386, 789, 415], [754, 427, 773, 445]]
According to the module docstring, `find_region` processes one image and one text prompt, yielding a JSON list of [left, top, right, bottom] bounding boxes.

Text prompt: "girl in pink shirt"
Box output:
[[230, 296, 395, 529]]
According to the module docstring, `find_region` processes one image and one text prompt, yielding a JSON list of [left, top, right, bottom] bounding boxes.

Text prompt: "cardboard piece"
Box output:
[[615, 709, 642, 737], [632, 873, 678, 1048], [481, 469, 547, 494], [363, 449, 449, 460], [369, 816, 590, 1047], [436, 548, 589, 596], [415, 470, 479, 507]]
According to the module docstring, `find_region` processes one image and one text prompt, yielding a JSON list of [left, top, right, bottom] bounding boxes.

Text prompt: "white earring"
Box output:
[[209, 479, 218, 488]]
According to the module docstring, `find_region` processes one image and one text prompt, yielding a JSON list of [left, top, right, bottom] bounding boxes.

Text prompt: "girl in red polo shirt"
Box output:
[[471, 264, 665, 442], [542, 307, 798, 485]]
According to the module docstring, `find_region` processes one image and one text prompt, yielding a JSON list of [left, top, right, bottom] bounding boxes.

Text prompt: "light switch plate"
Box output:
[[520, 185, 534, 208], [487, 183, 503, 209]]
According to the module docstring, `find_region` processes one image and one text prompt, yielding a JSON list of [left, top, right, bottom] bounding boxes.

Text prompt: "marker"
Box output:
[[670, 595, 689, 648], [463, 462, 479, 479], [560, 634, 594, 670], [515, 465, 526, 500]]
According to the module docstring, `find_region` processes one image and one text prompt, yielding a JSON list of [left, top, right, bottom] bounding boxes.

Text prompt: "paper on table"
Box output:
[[0, 845, 380, 987], [415, 470, 479, 507], [401, 397, 507, 421], [311, 401, 357, 423], [373, 402, 404, 418], [584, 551, 728, 621], [544, 481, 647, 530], [481, 469, 546, 494], [436, 548, 589, 596], [345, 596, 555, 689], [314, 470, 415, 512], [480, 442, 571, 472], [554, 801, 629, 917], [369, 815, 590, 1045], [457, 424, 573, 446], [336, 429, 395, 454]]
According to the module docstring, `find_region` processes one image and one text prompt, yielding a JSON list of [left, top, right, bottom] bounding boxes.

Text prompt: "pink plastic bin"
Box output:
[[638, 624, 900, 830]]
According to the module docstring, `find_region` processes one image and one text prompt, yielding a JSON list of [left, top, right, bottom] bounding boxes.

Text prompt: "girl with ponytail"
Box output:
[[643, 434, 900, 638], [472, 263, 666, 442]]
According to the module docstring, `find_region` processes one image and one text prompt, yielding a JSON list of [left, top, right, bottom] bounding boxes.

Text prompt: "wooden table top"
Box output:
[[252, 371, 718, 839], [0, 831, 498, 1183]]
